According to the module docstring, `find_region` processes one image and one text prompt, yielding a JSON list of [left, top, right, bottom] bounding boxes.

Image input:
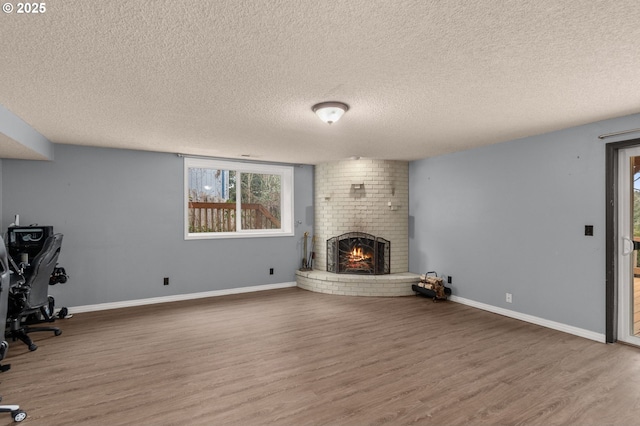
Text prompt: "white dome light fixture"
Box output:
[[312, 101, 349, 124]]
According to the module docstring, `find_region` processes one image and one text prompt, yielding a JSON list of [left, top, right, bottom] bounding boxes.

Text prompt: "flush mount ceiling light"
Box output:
[[312, 101, 349, 124]]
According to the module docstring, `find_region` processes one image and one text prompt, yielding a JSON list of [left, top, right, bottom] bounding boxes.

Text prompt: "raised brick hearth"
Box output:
[[296, 159, 420, 296], [296, 270, 417, 296]]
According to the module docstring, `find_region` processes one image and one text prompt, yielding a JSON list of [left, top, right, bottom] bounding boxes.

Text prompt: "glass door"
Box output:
[[617, 146, 640, 345]]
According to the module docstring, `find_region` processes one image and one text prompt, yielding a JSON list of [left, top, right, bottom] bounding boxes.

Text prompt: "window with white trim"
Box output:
[[184, 158, 294, 239]]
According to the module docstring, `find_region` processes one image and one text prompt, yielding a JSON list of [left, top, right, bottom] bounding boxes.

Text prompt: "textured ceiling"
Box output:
[[1, 0, 640, 164]]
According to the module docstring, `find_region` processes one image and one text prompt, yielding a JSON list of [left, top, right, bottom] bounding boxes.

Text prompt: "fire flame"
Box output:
[[349, 247, 370, 262]]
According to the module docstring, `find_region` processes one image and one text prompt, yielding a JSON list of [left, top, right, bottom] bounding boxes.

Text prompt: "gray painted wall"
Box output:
[[409, 112, 640, 334], [1, 144, 314, 307], [0, 160, 2, 227]]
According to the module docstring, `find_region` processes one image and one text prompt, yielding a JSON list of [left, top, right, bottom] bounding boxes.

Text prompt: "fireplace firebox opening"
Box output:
[[327, 232, 390, 275]]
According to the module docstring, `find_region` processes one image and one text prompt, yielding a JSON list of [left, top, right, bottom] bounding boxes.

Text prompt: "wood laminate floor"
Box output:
[[1, 287, 638, 425]]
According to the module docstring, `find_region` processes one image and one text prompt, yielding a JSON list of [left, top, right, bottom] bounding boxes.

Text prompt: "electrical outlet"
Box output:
[[163, 277, 169, 286], [447, 276, 452, 284], [506, 292, 512, 303], [269, 268, 274, 275]]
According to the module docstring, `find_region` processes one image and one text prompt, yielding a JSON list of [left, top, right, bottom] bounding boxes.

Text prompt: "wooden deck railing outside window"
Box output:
[[635, 237, 640, 277], [188, 202, 281, 232]]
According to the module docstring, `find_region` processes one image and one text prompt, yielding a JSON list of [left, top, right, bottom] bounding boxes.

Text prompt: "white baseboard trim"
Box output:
[[449, 295, 606, 343], [68, 282, 297, 314], [66, 284, 605, 343]]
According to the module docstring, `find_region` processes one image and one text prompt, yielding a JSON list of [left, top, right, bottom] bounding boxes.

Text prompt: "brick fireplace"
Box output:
[[295, 159, 419, 296]]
